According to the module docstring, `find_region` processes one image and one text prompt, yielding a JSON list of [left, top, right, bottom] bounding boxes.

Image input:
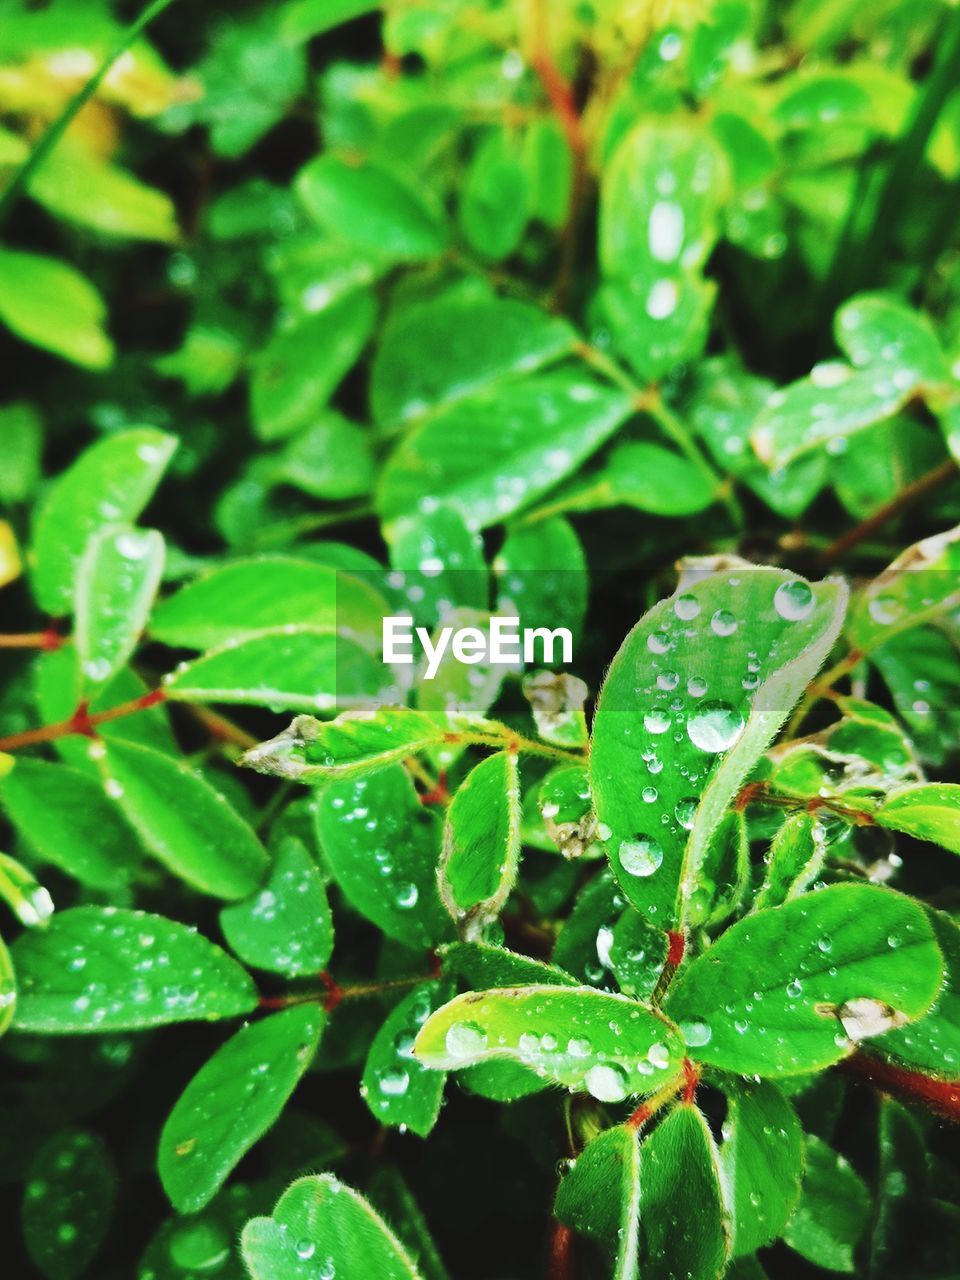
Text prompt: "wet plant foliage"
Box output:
[[1, 1, 960, 1278]]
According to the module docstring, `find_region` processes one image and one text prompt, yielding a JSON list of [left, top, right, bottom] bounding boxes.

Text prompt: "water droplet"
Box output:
[[377, 1067, 410, 1097], [786, 979, 803, 999], [710, 609, 738, 637], [296, 1240, 316, 1260], [619, 837, 664, 877], [395, 882, 419, 910], [584, 1062, 628, 1102], [675, 797, 698, 829], [644, 707, 671, 734], [445, 1021, 487, 1059], [687, 700, 744, 753], [774, 579, 815, 621], [679, 1019, 712, 1047], [674, 594, 701, 621]]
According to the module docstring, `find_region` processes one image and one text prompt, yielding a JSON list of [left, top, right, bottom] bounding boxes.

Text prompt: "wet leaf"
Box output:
[[11, 907, 257, 1033], [22, 1129, 116, 1280], [590, 567, 846, 928], [555, 1124, 641, 1279], [159, 1006, 324, 1213], [718, 1079, 803, 1256], [242, 1174, 422, 1280], [30, 428, 176, 615], [783, 1136, 869, 1273], [361, 980, 454, 1135], [665, 884, 943, 1075], [220, 838, 333, 977], [75, 525, 165, 687], [439, 751, 521, 936], [414, 985, 684, 1101]]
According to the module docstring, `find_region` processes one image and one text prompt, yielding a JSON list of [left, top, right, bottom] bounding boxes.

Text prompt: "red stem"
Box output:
[[839, 1052, 960, 1122], [0, 689, 167, 752], [0, 627, 64, 651], [547, 1222, 575, 1280]]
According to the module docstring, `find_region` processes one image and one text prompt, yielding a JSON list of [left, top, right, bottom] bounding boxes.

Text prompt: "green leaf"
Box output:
[[459, 128, 529, 261], [250, 293, 376, 441], [752, 296, 948, 468], [665, 884, 943, 1075], [361, 979, 454, 1136], [242, 1174, 423, 1280], [368, 1169, 451, 1280], [875, 783, 960, 853], [753, 812, 826, 911], [97, 740, 268, 899], [11, 907, 257, 1033], [316, 765, 453, 950], [535, 441, 716, 519], [22, 1129, 116, 1280], [150, 557, 386, 651], [608, 912, 669, 1000], [31, 428, 176, 616], [388, 504, 488, 630], [0, 930, 14, 1037], [846, 525, 960, 654], [378, 373, 634, 535], [220, 838, 333, 977], [718, 1079, 803, 1256], [877, 910, 960, 1076], [0, 248, 113, 369], [0, 402, 41, 504], [242, 706, 500, 783], [589, 567, 847, 928], [438, 940, 578, 989], [555, 1124, 641, 1279], [870, 626, 960, 766], [599, 121, 727, 379], [414, 985, 684, 1101], [296, 156, 446, 261], [0, 755, 142, 890], [783, 1136, 870, 1273], [75, 525, 165, 687], [636, 1104, 729, 1280], [493, 517, 587, 642], [159, 1005, 324, 1213], [163, 629, 394, 714], [29, 140, 179, 242], [264, 409, 374, 499], [439, 751, 521, 936], [371, 296, 576, 427]]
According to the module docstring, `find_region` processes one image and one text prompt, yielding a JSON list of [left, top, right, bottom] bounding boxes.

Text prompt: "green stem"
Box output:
[[0, 0, 183, 231], [576, 343, 743, 527]]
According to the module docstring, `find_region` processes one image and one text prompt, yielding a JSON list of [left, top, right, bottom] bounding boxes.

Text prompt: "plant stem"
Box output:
[[258, 968, 437, 1014], [0, 689, 167, 752], [575, 341, 743, 526], [820, 457, 958, 565], [838, 1052, 960, 1123], [0, 0, 184, 230], [0, 628, 63, 650]]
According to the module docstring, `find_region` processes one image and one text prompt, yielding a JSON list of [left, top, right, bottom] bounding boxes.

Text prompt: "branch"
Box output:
[[0, 628, 63, 651], [0, 690, 167, 752], [820, 457, 958, 565], [838, 1052, 960, 1123]]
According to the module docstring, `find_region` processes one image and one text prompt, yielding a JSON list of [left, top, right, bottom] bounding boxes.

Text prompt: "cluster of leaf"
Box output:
[[1, 1, 960, 1278]]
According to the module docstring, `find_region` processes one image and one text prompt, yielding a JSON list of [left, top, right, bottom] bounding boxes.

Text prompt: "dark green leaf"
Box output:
[[783, 1136, 870, 1273], [316, 765, 453, 949], [439, 751, 521, 936], [555, 1124, 640, 1279], [242, 1174, 423, 1279], [718, 1078, 803, 1256], [22, 1129, 116, 1280]]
